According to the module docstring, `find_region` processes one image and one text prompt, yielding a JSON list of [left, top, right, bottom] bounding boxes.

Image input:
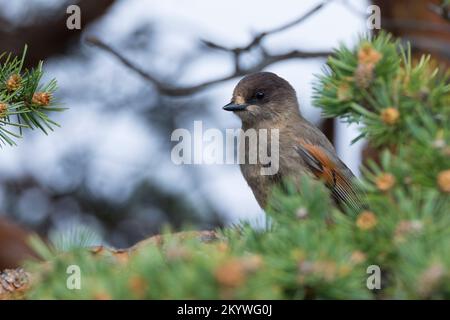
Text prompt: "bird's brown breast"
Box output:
[[239, 125, 309, 208]]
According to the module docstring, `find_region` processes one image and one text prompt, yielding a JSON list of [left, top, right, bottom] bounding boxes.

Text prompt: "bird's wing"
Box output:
[[294, 142, 363, 213]]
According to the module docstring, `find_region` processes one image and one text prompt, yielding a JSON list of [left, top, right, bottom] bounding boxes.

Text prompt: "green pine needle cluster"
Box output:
[[25, 33, 449, 299], [0, 46, 64, 146], [314, 33, 450, 147]]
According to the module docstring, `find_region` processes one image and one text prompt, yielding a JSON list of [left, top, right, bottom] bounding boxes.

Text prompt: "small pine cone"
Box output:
[[214, 259, 246, 288], [375, 173, 396, 191], [380, 107, 400, 125], [437, 169, 450, 193], [350, 251, 367, 265], [0, 268, 30, 298], [32, 92, 51, 107], [356, 211, 378, 230], [358, 43, 382, 65], [128, 276, 148, 297], [0, 103, 7, 116], [6, 74, 22, 92], [354, 63, 375, 89], [337, 82, 352, 101]]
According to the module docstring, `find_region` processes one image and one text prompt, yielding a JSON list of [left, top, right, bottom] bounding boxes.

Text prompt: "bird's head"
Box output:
[[223, 72, 300, 125]]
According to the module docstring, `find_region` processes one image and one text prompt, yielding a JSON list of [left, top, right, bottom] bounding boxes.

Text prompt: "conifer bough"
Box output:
[[3, 34, 450, 300], [0, 46, 64, 147]]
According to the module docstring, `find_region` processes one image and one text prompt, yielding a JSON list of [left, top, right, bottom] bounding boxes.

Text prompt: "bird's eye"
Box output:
[[255, 91, 265, 100]]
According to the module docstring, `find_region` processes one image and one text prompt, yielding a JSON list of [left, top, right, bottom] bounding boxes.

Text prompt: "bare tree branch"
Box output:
[[86, 36, 330, 97], [201, 0, 332, 53], [85, 2, 336, 142], [86, 2, 333, 97]]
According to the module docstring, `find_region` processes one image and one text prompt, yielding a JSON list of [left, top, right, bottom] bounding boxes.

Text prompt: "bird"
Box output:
[[223, 72, 363, 213]]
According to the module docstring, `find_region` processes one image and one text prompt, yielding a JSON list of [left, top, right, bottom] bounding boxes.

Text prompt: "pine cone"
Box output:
[[0, 268, 30, 299]]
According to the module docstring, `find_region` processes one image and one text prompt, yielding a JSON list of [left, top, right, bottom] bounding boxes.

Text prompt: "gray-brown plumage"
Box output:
[[223, 72, 363, 213]]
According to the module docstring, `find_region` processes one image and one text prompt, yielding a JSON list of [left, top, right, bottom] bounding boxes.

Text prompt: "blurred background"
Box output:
[[0, 0, 448, 263]]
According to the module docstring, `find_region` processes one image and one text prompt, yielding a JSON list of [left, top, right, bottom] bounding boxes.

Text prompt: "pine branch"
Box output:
[[0, 47, 64, 147], [6, 33, 450, 300]]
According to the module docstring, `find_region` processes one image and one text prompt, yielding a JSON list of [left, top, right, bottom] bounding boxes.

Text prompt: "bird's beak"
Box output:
[[222, 102, 248, 112]]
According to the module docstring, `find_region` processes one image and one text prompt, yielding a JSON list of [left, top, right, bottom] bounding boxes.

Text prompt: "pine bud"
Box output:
[[380, 108, 400, 125], [437, 169, 450, 193], [356, 211, 378, 230], [350, 251, 366, 264], [375, 173, 396, 191], [128, 276, 148, 297], [32, 92, 51, 107], [6, 74, 22, 92], [214, 259, 246, 287], [354, 63, 374, 89], [0, 103, 7, 117], [337, 82, 352, 101], [354, 44, 382, 89], [358, 43, 382, 66]]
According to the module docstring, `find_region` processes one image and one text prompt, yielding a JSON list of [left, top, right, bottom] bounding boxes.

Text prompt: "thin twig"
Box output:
[[86, 36, 330, 97], [202, 0, 332, 53], [86, 1, 333, 97]]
